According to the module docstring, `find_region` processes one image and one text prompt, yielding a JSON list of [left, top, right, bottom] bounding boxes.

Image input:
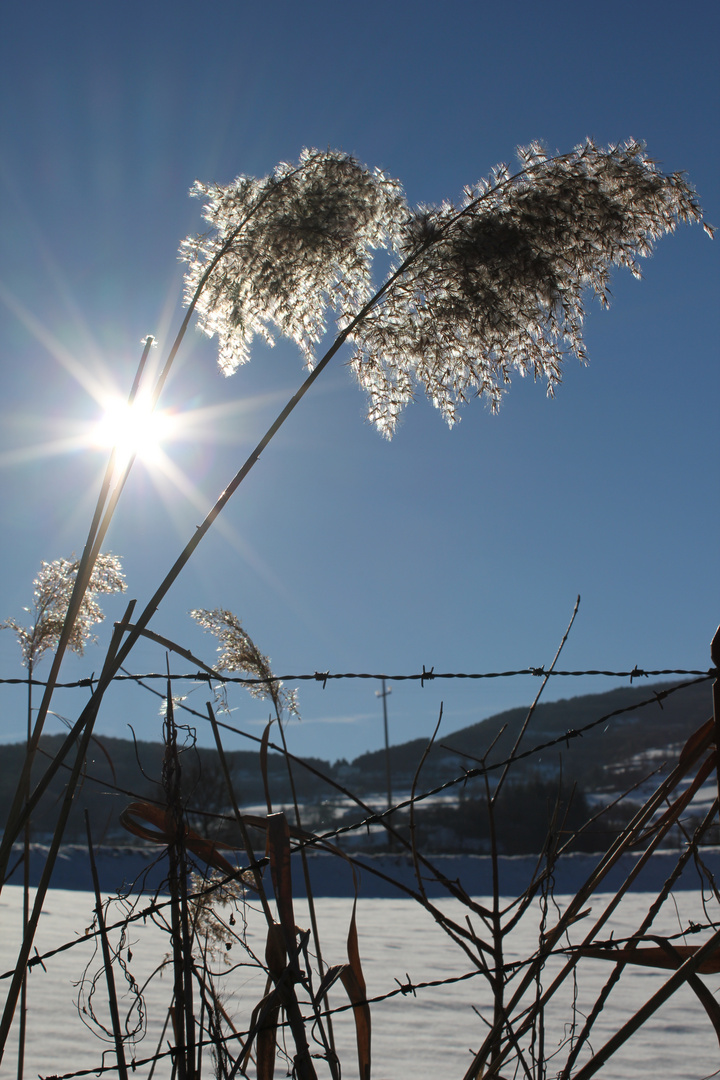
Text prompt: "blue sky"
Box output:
[[0, 0, 718, 765]]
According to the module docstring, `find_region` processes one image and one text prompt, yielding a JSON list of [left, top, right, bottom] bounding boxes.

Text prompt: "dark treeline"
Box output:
[[0, 679, 711, 852]]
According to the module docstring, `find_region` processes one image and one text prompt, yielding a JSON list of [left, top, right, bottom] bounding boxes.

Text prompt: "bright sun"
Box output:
[[91, 396, 175, 466]]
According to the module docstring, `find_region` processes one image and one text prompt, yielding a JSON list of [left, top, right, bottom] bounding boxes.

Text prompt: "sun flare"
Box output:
[[91, 396, 175, 466]]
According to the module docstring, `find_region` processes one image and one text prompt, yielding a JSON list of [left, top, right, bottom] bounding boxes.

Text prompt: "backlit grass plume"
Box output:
[[3, 553, 126, 667], [190, 607, 298, 718], [182, 141, 710, 437], [181, 148, 406, 374]]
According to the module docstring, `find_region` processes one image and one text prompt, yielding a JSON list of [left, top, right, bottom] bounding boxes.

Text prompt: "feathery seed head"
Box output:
[[190, 607, 298, 719], [181, 149, 407, 375], [2, 552, 126, 667], [182, 141, 709, 438]]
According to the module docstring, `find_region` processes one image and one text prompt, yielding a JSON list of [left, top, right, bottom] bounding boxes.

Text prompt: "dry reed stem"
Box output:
[[84, 812, 129, 1080]]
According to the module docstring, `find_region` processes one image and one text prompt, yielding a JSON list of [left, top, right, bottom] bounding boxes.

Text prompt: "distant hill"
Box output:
[[347, 678, 712, 795], [0, 734, 336, 844], [0, 678, 712, 849], [341, 678, 715, 854]]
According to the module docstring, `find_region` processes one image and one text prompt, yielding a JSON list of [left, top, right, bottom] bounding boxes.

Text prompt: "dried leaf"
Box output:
[[340, 900, 371, 1080], [312, 964, 348, 1008], [679, 717, 715, 765], [240, 982, 282, 1080], [119, 801, 239, 877], [256, 996, 281, 1080], [267, 812, 296, 959], [265, 922, 286, 978], [575, 942, 720, 974], [260, 720, 274, 814]]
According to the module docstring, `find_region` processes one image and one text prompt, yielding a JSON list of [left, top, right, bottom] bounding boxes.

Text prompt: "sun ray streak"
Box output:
[[0, 437, 92, 468], [143, 448, 291, 595], [0, 280, 107, 403]]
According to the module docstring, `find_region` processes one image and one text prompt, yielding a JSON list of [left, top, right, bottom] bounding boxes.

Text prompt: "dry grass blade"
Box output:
[[163, 683, 194, 1080], [256, 994, 282, 1080], [574, 942, 720, 974], [264, 811, 317, 1080], [253, 925, 286, 1080], [232, 978, 280, 1079], [260, 721, 274, 815], [340, 900, 371, 1080], [267, 812, 297, 960], [207, 702, 273, 912], [119, 800, 240, 878], [123, 622, 223, 679], [679, 715, 715, 765], [493, 595, 580, 804], [410, 705, 443, 901], [312, 965, 348, 1007]]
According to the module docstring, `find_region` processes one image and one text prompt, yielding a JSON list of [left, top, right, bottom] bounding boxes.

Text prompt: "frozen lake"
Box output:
[[1, 878, 719, 1079]]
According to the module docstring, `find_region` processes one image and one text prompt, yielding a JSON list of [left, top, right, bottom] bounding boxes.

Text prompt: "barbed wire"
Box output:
[[6, 834, 717, 991], [12, 672, 710, 852], [0, 869, 272, 982], [3, 666, 716, 1077], [1, 672, 711, 883], [33, 909, 720, 1080], [41, 960, 487, 1078], [0, 665, 714, 690], [5, 670, 717, 1078], [61, 672, 712, 854]]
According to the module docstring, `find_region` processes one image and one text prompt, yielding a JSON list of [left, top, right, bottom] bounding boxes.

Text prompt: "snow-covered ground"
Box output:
[[1, 847, 719, 1079]]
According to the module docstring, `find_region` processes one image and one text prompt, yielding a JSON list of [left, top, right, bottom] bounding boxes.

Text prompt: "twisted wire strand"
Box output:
[[0, 665, 713, 690]]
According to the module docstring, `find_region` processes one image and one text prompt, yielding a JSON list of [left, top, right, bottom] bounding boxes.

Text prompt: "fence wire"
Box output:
[[0, 665, 714, 691], [2, 666, 717, 1079], [24, 908, 720, 1080]]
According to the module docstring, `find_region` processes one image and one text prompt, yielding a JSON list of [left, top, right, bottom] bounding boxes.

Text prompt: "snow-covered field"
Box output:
[[2, 864, 719, 1079]]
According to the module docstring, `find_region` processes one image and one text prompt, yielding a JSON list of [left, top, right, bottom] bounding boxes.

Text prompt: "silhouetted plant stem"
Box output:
[[146, 1003, 173, 1080], [558, 800, 720, 1079], [85, 811, 129, 1080], [493, 595, 580, 805], [0, 339, 151, 891], [463, 716, 718, 1080], [164, 677, 197, 1080], [0, 602, 135, 1063], [486, 771, 504, 1074], [206, 704, 273, 925], [15, 662, 32, 1080]]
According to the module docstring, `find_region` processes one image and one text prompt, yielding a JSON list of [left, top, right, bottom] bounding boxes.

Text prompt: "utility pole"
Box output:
[[375, 679, 392, 812]]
